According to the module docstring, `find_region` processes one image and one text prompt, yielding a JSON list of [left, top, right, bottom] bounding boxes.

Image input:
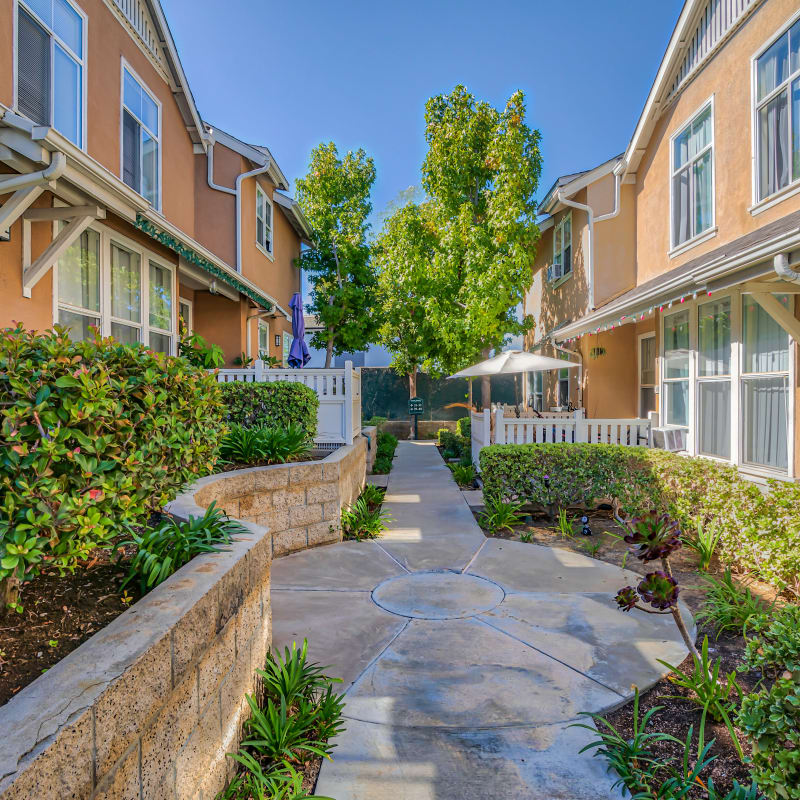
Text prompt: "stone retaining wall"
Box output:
[[0, 521, 270, 800], [175, 436, 367, 557], [0, 439, 367, 800]]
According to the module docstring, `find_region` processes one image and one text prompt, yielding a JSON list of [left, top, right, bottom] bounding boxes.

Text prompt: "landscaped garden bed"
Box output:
[[471, 441, 800, 799]]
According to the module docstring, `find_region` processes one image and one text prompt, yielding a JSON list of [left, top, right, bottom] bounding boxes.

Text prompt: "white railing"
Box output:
[[215, 360, 362, 446], [469, 408, 651, 468]]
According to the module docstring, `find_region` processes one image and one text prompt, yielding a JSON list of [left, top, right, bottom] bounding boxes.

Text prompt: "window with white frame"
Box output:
[[557, 351, 570, 407], [256, 185, 273, 255], [671, 103, 713, 248], [741, 294, 790, 470], [754, 20, 800, 202], [16, 0, 85, 146], [548, 213, 572, 282], [258, 320, 270, 359], [529, 371, 543, 411], [56, 225, 175, 352], [121, 66, 160, 208], [639, 334, 657, 417], [178, 298, 192, 333], [697, 297, 731, 459], [663, 309, 690, 427], [282, 332, 291, 367]]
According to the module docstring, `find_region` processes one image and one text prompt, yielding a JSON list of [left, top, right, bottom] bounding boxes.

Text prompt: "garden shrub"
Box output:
[[0, 325, 224, 593], [438, 428, 469, 459], [456, 416, 471, 439], [479, 442, 800, 595], [219, 381, 319, 443]]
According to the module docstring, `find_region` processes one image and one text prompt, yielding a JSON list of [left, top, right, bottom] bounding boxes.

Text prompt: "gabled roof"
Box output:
[[622, 0, 763, 177], [538, 153, 623, 216], [274, 191, 313, 244], [205, 124, 290, 191]]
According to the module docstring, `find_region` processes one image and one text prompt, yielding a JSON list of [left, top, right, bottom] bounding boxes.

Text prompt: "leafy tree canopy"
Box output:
[[295, 142, 378, 365]]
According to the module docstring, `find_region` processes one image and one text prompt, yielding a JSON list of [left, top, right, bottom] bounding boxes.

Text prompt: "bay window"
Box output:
[[122, 66, 160, 208], [663, 309, 690, 427], [742, 295, 790, 470], [754, 20, 800, 201], [671, 102, 713, 248], [17, 0, 85, 146], [56, 225, 175, 352], [697, 298, 731, 459]]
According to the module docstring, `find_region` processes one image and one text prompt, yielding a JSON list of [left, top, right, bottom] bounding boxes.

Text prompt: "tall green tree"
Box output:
[[421, 85, 542, 406], [373, 201, 441, 399], [295, 142, 377, 367]]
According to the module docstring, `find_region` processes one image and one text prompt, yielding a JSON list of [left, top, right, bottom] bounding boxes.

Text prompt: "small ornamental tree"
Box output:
[[373, 201, 442, 398], [614, 511, 700, 662], [295, 142, 378, 367]]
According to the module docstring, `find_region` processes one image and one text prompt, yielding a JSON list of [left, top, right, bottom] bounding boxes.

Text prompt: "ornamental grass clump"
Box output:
[[0, 324, 224, 612]]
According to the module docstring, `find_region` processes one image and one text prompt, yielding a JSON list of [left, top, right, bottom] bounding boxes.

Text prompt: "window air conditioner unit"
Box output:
[[651, 427, 687, 452]]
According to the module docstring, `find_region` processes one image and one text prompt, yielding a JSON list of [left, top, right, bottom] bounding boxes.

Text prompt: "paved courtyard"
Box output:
[[272, 441, 692, 799]]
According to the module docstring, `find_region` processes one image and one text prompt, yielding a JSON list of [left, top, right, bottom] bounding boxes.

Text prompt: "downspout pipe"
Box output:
[[773, 252, 800, 284], [0, 151, 66, 193], [556, 165, 623, 314], [204, 131, 271, 273]]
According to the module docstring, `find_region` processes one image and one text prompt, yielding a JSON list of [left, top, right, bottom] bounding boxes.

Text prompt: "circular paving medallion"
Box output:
[[372, 571, 505, 619]]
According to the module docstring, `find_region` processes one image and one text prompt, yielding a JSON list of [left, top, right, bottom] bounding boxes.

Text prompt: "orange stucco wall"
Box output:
[[635, 0, 800, 285], [0, 1, 12, 108]]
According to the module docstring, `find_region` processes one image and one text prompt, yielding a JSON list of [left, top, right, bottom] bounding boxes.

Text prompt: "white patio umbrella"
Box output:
[[446, 349, 579, 379]]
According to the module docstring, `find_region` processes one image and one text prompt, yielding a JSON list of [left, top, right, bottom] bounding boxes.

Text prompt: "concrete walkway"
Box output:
[[272, 441, 691, 799]]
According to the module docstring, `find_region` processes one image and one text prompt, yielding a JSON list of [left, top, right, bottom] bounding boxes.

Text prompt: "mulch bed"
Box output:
[[471, 505, 777, 797], [0, 540, 139, 707]]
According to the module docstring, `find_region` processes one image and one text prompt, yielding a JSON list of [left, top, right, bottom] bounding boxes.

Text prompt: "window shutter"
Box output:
[[17, 9, 50, 126], [122, 110, 140, 192]]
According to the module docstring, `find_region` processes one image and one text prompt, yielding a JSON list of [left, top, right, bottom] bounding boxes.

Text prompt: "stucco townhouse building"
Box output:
[[525, 0, 800, 481], [0, 0, 311, 368]]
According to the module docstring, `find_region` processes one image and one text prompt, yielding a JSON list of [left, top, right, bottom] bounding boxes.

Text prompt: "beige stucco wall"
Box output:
[[635, 0, 800, 285]]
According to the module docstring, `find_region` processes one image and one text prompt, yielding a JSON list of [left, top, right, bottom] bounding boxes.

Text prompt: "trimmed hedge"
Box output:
[[456, 416, 471, 439], [0, 325, 225, 588], [219, 381, 319, 443], [480, 443, 800, 596]]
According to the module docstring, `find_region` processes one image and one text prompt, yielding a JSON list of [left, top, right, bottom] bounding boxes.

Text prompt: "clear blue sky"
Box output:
[[163, 0, 684, 222]]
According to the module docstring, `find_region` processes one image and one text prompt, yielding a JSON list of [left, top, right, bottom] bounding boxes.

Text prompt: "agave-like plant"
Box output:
[[637, 571, 680, 611], [622, 511, 682, 562]]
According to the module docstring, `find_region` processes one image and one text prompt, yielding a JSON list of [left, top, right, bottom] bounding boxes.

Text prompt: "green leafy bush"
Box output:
[[479, 443, 800, 595], [456, 416, 471, 439], [737, 678, 800, 800], [478, 496, 524, 534], [372, 456, 392, 474], [363, 416, 387, 428], [341, 497, 392, 540], [695, 570, 772, 638], [376, 431, 398, 458], [117, 503, 244, 593], [219, 423, 310, 466], [0, 325, 224, 594], [744, 603, 800, 675], [450, 463, 476, 488], [178, 328, 224, 368], [219, 381, 319, 443]]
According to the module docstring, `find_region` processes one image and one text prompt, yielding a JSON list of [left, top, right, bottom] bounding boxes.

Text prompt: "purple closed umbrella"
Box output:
[[288, 292, 310, 368]]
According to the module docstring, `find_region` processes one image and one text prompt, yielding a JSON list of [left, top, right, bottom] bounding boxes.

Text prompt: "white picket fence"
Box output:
[[215, 360, 361, 446], [470, 408, 651, 468]]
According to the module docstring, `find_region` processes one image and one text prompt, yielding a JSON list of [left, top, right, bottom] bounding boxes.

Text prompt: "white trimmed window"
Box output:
[[548, 213, 571, 282], [639, 333, 656, 417], [16, 0, 85, 146], [697, 297, 731, 459], [663, 309, 690, 427], [256, 185, 273, 255], [754, 19, 800, 202], [671, 102, 713, 248], [121, 65, 160, 208], [178, 298, 192, 333], [56, 224, 175, 353], [258, 320, 270, 358], [529, 371, 543, 411]]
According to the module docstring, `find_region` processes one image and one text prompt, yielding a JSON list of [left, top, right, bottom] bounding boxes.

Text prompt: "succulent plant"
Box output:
[[622, 511, 682, 562], [615, 586, 639, 612], [637, 571, 680, 611]]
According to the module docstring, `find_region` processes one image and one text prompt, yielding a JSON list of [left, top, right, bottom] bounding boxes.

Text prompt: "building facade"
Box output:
[[525, 0, 800, 481], [0, 0, 310, 367]]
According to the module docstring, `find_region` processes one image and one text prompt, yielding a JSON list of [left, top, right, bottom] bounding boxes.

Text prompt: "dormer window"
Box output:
[[16, 0, 86, 147]]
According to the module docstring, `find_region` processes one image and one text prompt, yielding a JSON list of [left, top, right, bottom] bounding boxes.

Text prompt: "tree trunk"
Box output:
[[408, 369, 417, 399], [1, 575, 20, 617], [325, 331, 334, 368], [468, 378, 473, 411], [480, 348, 491, 409]]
